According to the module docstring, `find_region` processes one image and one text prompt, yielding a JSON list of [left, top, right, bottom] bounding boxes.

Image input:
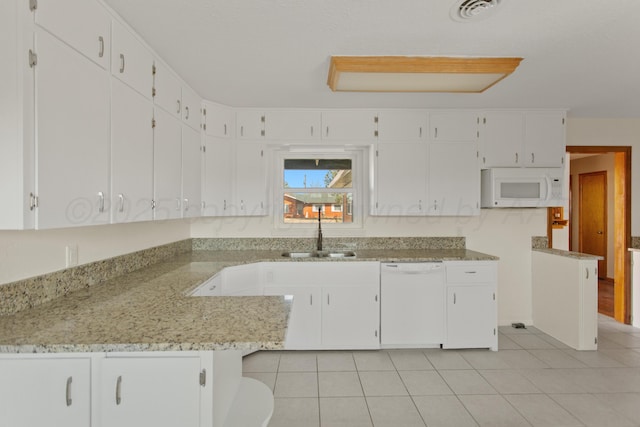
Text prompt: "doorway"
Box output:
[[567, 146, 632, 324]]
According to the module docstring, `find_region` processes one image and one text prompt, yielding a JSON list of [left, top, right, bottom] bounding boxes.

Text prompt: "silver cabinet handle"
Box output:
[[98, 36, 104, 58], [433, 200, 438, 211], [98, 191, 105, 213], [240, 126, 244, 137], [223, 199, 227, 210], [185, 106, 190, 120], [418, 199, 423, 211], [118, 194, 124, 213], [177, 100, 181, 114], [224, 124, 227, 135], [515, 152, 519, 164], [199, 369, 207, 387], [419, 127, 422, 138], [29, 192, 37, 211], [453, 293, 457, 304], [310, 126, 314, 137], [327, 293, 330, 305], [184, 198, 189, 211], [434, 127, 438, 138], [531, 152, 535, 164], [66, 377, 73, 406], [119, 54, 125, 73], [176, 198, 181, 211], [586, 268, 589, 279], [115, 376, 122, 405], [465, 271, 477, 274], [310, 294, 313, 305], [325, 126, 329, 137]]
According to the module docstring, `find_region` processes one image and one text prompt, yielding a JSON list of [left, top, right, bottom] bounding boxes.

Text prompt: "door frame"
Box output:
[[567, 146, 631, 324]]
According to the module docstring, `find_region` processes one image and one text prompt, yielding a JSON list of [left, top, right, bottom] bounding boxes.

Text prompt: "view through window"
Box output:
[[283, 158, 353, 224]]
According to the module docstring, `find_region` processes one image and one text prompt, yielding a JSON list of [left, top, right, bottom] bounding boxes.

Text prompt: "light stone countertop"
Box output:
[[532, 248, 604, 260], [0, 248, 497, 354]]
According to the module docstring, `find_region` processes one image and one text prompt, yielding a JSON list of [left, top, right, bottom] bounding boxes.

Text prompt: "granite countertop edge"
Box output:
[[0, 248, 497, 354], [532, 247, 604, 260]]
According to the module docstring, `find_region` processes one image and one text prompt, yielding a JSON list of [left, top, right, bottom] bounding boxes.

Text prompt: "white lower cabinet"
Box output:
[[444, 261, 498, 351], [97, 354, 202, 427], [264, 286, 322, 349], [0, 356, 92, 427], [322, 285, 380, 349], [262, 262, 380, 350], [0, 350, 271, 427]]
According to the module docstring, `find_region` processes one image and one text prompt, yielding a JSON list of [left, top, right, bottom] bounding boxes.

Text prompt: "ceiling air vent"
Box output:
[[451, 0, 502, 22]]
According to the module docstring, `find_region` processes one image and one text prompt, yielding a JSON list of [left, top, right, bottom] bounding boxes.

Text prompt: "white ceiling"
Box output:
[[102, 0, 640, 117]]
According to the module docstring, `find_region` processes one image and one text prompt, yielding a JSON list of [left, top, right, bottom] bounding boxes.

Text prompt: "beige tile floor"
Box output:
[[243, 315, 640, 427]]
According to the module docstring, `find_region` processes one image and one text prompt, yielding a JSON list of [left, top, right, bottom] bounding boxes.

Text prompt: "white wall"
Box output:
[[0, 220, 191, 285]]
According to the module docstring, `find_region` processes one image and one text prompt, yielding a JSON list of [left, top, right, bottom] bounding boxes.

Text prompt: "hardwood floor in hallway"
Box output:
[[598, 278, 614, 318]]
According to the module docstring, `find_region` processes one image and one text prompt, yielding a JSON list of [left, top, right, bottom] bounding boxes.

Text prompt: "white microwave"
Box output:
[[481, 168, 565, 208]]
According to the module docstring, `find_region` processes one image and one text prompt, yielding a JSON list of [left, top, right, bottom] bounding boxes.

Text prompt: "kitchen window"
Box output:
[[275, 149, 362, 229]]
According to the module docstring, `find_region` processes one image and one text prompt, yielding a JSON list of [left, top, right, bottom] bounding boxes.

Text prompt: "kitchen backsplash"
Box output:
[[0, 239, 191, 316], [192, 237, 466, 251], [632, 236, 640, 249], [531, 236, 549, 249]]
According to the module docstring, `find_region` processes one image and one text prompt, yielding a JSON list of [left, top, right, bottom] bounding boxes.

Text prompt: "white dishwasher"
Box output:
[[380, 262, 445, 348]]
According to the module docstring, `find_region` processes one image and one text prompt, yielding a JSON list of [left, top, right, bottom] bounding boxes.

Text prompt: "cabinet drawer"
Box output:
[[446, 263, 496, 283]]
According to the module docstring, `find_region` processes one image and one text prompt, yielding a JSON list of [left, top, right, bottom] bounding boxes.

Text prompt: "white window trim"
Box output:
[[273, 147, 365, 231]]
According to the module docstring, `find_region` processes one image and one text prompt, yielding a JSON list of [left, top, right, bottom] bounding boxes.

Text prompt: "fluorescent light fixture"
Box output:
[[327, 56, 523, 93]]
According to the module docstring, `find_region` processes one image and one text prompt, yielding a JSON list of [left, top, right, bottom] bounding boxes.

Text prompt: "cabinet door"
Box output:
[[264, 110, 320, 140], [99, 356, 201, 427], [321, 110, 377, 140], [480, 111, 524, 167], [524, 111, 566, 167], [429, 112, 478, 141], [181, 86, 202, 131], [221, 263, 262, 295], [153, 61, 182, 119], [377, 110, 427, 141], [202, 136, 234, 216], [35, 0, 110, 69], [237, 110, 265, 139], [181, 126, 202, 217], [204, 102, 235, 138], [111, 20, 154, 99], [373, 142, 427, 215], [0, 357, 91, 427], [153, 108, 183, 220], [35, 29, 109, 229], [264, 286, 322, 349], [428, 142, 479, 216], [446, 285, 496, 349], [235, 143, 266, 216], [111, 78, 154, 223], [322, 286, 380, 349]]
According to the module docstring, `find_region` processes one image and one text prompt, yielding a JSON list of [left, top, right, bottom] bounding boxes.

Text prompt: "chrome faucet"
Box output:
[[317, 206, 323, 251]]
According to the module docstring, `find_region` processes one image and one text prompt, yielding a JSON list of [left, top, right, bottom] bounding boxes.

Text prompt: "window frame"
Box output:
[[274, 148, 364, 231]]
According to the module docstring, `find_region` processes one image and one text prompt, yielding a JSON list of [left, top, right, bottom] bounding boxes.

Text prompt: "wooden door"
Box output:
[[579, 171, 607, 278]]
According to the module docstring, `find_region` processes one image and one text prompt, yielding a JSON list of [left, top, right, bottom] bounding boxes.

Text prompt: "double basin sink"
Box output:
[[281, 250, 356, 258]]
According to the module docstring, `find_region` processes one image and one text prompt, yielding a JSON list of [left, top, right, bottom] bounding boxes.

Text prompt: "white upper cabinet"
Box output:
[[152, 60, 182, 119], [429, 111, 479, 141], [34, 0, 110, 69], [153, 108, 183, 220], [235, 143, 266, 216], [236, 110, 265, 139], [110, 78, 154, 224], [321, 110, 377, 141], [35, 28, 110, 229], [480, 110, 566, 168], [524, 111, 566, 167], [181, 126, 202, 218], [428, 142, 479, 216], [203, 101, 235, 138], [181, 86, 202, 131], [264, 110, 321, 141], [202, 136, 234, 217], [111, 20, 154, 99], [372, 142, 428, 216], [377, 110, 427, 141], [479, 111, 524, 167]]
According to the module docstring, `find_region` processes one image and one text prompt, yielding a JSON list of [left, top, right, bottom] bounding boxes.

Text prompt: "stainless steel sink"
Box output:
[[281, 251, 356, 258]]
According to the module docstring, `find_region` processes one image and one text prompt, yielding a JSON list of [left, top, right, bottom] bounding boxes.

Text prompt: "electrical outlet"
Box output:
[[65, 245, 78, 268]]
